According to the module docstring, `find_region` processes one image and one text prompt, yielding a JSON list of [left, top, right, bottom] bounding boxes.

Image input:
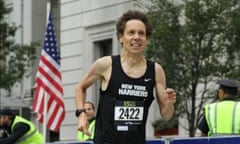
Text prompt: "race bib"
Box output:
[[114, 100, 144, 131], [114, 106, 143, 121]]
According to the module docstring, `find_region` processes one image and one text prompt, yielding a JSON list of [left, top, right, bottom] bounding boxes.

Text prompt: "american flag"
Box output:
[[32, 12, 65, 132]]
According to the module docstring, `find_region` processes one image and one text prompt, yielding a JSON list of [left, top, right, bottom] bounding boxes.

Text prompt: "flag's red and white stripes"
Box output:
[[32, 12, 65, 132]]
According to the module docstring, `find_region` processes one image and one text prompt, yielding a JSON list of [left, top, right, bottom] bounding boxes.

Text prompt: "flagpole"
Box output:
[[43, 1, 51, 142], [43, 92, 48, 143]]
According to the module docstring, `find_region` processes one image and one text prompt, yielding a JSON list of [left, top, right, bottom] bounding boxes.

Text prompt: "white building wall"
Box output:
[[4, 0, 187, 142], [3, 0, 46, 102]]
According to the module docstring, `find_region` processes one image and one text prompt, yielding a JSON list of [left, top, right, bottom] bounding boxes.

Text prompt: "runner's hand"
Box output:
[[77, 113, 91, 136], [166, 88, 176, 104]]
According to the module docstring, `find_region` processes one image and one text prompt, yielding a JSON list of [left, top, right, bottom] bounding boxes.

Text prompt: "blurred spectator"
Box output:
[[0, 108, 43, 144], [198, 79, 240, 136], [77, 101, 96, 141]]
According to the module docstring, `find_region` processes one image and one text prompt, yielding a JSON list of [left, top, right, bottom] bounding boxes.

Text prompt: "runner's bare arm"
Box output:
[[155, 63, 176, 120]]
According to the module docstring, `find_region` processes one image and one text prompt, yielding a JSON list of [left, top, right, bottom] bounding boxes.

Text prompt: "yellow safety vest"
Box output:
[[12, 116, 43, 144], [204, 101, 240, 136], [77, 119, 96, 141]]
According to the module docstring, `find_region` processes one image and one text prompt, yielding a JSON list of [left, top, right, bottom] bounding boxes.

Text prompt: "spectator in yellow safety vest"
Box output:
[[198, 79, 240, 136], [0, 108, 43, 144], [77, 101, 96, 141]]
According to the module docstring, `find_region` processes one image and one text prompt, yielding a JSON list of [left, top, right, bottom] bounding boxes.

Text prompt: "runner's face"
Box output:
[[119, 20, 147, 54]]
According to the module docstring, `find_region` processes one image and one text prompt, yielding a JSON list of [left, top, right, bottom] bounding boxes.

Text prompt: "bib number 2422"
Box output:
[[114, 107, 143, 121]]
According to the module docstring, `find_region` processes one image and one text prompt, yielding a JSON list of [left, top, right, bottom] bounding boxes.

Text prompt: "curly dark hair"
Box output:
[[116, 10, 152, 40]]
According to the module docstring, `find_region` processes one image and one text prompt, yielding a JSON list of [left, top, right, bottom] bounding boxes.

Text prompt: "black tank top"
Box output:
[[94, 55, 155, 144]]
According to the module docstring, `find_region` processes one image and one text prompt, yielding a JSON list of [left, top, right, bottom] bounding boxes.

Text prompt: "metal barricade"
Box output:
[[147, 139, 166, 144], [170, 136, 240, 144], [47, 140, 165, 144], [46, 141, 93, 144], [46, 136, 240, 144]]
